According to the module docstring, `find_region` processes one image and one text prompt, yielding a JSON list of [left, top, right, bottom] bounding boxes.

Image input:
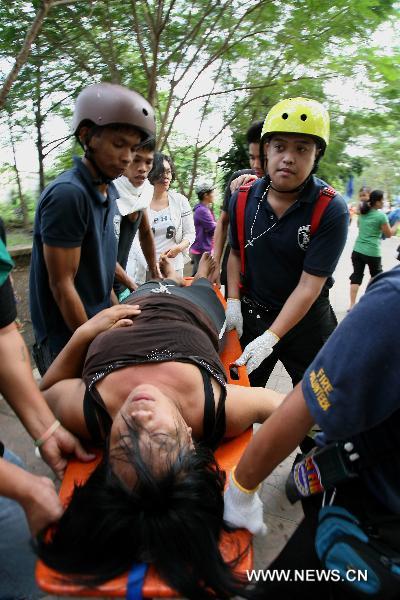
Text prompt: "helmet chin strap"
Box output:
[[77, 131, 114, 185], [84, 148, 114, 185], [269, 179, 309, 194], [268, 173, 312, 195]]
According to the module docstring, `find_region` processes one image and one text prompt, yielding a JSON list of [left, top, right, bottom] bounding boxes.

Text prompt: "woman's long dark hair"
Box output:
[[360, 189, 384, 215], [36, 427, 250, 599]]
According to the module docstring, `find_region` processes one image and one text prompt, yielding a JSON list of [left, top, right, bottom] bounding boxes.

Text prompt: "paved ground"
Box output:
[[1, 219, 399, 597]]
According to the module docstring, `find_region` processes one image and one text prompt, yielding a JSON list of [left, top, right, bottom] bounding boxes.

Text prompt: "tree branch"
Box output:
[[130, 0, 150, 78], [0, 0, 54, 109], [158, 0, 221, 72], [52, 0, 84, 5], [105, 0, 121, 83], [160, 0, 177, 34], [43, 135, 72, 158], [42, 89, 77, 119]]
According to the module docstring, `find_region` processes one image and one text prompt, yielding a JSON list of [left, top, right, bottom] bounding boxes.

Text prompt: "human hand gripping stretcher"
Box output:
[[235, 329, 280, 374], [225, 298, 243, 338], [223, 466, 267, 535], [226, 299, 280, 374]]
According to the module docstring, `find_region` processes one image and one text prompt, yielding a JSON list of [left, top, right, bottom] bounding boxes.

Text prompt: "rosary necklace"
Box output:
[[245, 184, 276, 248]]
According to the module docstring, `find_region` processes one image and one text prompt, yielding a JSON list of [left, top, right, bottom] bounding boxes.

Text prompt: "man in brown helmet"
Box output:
[[29, 82, 156, 375]]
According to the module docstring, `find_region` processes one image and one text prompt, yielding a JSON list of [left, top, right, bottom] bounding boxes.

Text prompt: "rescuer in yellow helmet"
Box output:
[[225, 97, 349, 392]]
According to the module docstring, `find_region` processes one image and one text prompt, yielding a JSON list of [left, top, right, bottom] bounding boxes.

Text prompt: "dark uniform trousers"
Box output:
[[240, 293, 338, 387]]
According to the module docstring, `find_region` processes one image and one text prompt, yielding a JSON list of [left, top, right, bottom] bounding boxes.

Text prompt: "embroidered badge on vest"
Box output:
[[297, 224, 311, 251], [113, 214, 121, 239]]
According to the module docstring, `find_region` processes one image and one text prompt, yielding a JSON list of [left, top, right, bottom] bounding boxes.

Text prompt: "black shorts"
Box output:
[[123, 278, 226, 340], [0, 277, 17, 328], [350, 250, 382, 285]]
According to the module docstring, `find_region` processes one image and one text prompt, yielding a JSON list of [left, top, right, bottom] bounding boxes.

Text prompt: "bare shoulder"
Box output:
[[42, 378, 90, 439], [224, 384, 284, 437]]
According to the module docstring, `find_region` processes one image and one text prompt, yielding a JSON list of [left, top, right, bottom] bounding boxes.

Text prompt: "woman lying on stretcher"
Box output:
[[36, 253, 282, 599]]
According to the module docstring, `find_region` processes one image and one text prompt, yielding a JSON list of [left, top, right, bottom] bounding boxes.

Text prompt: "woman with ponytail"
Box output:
[[349, 189, 399, 309]]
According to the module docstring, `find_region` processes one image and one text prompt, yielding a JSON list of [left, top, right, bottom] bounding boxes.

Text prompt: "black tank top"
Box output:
[[82, 294, 227, 450]]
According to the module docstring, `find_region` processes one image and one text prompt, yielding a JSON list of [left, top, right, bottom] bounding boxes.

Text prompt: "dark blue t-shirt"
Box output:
[[29, 157, 119, 353], [229, 175, 349, 309], [303, 266, 400, 513]]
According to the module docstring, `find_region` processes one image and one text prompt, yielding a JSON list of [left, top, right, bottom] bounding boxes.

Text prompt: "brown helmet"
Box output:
[[72, 82, 156, 141]]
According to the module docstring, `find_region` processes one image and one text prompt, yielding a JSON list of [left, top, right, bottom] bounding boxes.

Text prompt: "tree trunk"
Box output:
[[34, 63, 46, 192], [8, 119, 29, 228], [37, 121, 45, 193]]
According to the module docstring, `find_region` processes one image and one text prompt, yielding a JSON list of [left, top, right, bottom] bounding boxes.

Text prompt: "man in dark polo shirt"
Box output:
[[226, 97, 349, 387], [213, 120, 264, 289], [29, 83, 156, 374]]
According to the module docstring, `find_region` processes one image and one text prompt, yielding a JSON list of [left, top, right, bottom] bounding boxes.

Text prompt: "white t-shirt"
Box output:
[[149, 206, 183, 271]]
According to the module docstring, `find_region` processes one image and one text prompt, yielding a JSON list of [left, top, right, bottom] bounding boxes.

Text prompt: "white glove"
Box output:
[[224, 470, 267, 536], [236, 329, 279, 374], [226, 298, 243, 338]]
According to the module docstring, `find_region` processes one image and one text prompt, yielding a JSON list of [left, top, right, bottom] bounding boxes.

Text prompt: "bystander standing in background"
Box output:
[[349, 189, 399, 309], [190, 181, 217, 275]]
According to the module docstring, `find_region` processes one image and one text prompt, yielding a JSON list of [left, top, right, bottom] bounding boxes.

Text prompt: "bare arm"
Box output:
[[224, 384, 284, 437], [39, 327, 93, 392], [269, 271, 327, 339], [180, 197, 196, 248], [39, 305, 141, 440], [139, 212, 159, 278], [40, 304, 142, 392], [115, 262, 137, 292], [0, 322, 62, 440], [381, 221, 400, 238], [43, 244, 87, 331], [0, 322, 94, 476], [213, 210, 229, 265], [227, 248, 242, 299], [235, 383, 314, 489], [110, 288, 119, 305]]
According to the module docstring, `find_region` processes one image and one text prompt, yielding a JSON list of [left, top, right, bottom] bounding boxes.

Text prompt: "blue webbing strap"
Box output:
[[126, 562, 147, 600]]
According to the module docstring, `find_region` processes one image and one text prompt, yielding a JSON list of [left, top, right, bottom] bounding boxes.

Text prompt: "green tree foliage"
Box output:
[[0, 0, 398, 202], [0, 1, 84, 109], [165, 134, 216, 201], [217, 133, 249, 188]]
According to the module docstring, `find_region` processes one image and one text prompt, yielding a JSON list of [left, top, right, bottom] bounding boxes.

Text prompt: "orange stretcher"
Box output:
[[36, 283, 253, 597]]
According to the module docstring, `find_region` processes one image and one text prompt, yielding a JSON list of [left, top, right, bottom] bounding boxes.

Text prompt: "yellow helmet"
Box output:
[[261, 97, 330, 152]]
